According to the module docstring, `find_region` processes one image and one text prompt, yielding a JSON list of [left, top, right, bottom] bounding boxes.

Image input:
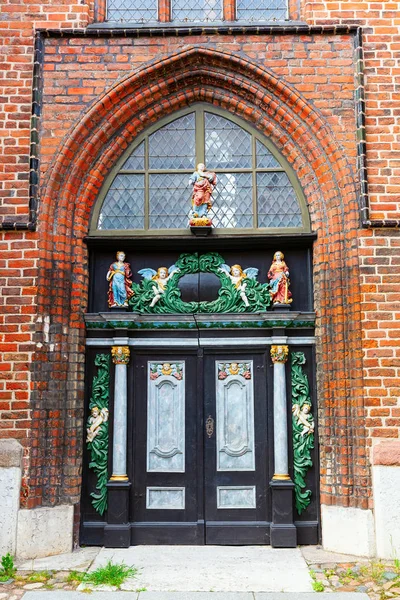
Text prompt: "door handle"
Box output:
[[206, 415, 214, 438]]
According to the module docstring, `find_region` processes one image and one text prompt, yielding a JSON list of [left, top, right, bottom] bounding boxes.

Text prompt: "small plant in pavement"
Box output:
[[0, 553, 16, 582]]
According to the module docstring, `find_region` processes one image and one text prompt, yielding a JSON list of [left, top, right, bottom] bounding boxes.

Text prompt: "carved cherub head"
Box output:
[[91, 406, 100, 418], [231, 264, 244, 277], [157, 267, 168, 279]]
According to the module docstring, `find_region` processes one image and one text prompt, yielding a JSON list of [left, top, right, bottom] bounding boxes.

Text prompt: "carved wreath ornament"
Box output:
[[129, 252, 272, 314]]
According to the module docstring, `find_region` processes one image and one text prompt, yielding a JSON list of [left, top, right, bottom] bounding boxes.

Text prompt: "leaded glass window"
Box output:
[[93, 106, 308, 235], [106, 0, 157, 22], [236, 0, 287, 21], [171, 0, 223, 22]]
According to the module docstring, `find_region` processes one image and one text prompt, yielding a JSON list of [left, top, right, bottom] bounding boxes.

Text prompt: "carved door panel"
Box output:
[[203, 351, 270, 545], [131, 351, 203, 544]]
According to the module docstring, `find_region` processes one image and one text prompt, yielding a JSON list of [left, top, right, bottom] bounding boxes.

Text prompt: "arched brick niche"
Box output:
[[30, 46, 367, 513]]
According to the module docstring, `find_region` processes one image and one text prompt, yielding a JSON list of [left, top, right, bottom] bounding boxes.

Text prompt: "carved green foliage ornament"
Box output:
[[129, 252, 272, 314], [86, 353, 110, 515], [291, 352, 315, 515]]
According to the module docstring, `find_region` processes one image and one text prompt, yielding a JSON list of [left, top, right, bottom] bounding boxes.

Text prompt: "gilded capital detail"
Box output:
[[270, 345, 289, 364], [111, 346, 130, 365]]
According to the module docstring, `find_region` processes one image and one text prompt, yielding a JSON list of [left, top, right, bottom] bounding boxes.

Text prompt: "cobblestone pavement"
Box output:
[[310, 562, 400, 598]]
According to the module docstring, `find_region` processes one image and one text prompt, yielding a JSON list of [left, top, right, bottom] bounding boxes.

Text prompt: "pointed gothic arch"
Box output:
[[29, 46, 368, 514]]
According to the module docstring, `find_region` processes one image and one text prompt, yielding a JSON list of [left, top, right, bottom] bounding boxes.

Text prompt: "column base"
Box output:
[[104, 523, 131, 548], [270, 478, 297, 548], [107, 480, 131, 524], [270, 523, 297, 548]]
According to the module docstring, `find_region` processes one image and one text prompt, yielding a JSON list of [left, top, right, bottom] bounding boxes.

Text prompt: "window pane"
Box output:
[[257, 172, 302, 228], [107, 0, 157, 22], [256, 140, 281, 169], [149, 173, 190, 229], [172, 0, 222, 21], [205, 113, 252, 169], [236, 0, 287, 21], [122, 141, 145, 171], [98, 174, 145, 230], [149, 114, 195, 170], [210, 172, 253, 228]]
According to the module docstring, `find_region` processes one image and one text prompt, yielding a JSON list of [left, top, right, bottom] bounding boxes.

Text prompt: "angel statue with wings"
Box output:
[[138, 264, 180, 308], [218, 263, 259, 308]]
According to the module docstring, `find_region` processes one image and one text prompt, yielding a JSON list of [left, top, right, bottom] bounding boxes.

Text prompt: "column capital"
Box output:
[[111, 346, 130, 365], [270, 344, 289, 364]]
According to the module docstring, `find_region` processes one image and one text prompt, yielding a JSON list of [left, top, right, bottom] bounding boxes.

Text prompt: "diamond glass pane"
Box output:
[[149, 114, 195, 170], [256, 140, 281, 169], [172, 0, 222, 21], [107, 0, 157, 22], [257, 172, 302, 228], [236, 0, 287, 21], [210, 172, 253, 228], [122, 141, 145, 170], [205, 113, 252, 169], [98, 174, 145, 230], [149, 173, 190, 229]]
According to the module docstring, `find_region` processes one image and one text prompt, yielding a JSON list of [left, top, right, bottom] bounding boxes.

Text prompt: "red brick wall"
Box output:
[[0, 0, 399, 512]]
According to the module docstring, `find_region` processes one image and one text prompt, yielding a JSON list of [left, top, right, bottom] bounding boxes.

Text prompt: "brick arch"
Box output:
[[30, 46, 368, 514]]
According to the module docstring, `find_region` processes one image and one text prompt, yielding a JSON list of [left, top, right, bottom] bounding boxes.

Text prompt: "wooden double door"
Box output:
[[131, 348, 271, 545]]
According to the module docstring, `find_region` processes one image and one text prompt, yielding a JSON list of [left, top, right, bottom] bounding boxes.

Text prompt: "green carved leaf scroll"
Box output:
[[86, 353, 110, 516], [291, 352, 315, 515], [129, 252, 271, 314]]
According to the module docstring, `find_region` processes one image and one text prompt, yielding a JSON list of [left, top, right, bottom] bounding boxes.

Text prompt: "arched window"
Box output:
[[90, 106, 309, 236]]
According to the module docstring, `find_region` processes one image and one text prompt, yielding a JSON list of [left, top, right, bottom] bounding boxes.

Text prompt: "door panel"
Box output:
[[204, 352, 270, 545], [147, 362, 185, 473], [216, 361, 255, 471], [131, 353, 203, 544]]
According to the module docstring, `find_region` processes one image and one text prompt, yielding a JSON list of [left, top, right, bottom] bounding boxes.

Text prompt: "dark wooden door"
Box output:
[[130, 348, 270, 545], [131, 351, 204, 544], [203, 350, 270, 544]]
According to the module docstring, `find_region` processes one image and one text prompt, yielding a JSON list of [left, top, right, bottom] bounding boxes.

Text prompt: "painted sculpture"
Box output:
[[128, 252, 272, 314], [129, 252, 271, 314], [138, 264, 180, 308], [188, 163, 217, 227], [268, 250, 292, 305], [86, 354, 110, 515], [218, 362, 251, 380], [291, 352, 315, 515], [149, 362, 183, 380], [86, 406, 109, 443], [106, 251, 134, 307], [219, 263, 259, 308]]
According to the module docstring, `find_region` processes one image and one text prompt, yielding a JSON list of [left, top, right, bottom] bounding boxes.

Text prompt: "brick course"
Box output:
[[0, 0, 399, 516]]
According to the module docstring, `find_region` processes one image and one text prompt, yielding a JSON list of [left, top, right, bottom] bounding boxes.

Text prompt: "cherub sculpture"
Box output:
[[86, 406, 109, 443], [138, 264, 180, 308], [219, 263, 259, 308], [188, 162, 217, 227], [292, 403, 314, 437]]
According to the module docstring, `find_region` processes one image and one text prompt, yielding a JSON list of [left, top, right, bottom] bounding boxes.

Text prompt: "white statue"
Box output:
[[86, 406, 109, 443], [292, 403, 314, 437]]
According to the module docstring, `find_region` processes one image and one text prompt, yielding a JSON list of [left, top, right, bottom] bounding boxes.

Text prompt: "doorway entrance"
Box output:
[[132, 349, 270, 545]]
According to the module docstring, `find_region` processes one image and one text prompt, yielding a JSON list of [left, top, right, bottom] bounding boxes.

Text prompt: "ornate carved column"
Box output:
[[270, 344, 296, 548], [111, 345, 130, 481], [104, 345, 131, 548], [271, 344, 290, 480]]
